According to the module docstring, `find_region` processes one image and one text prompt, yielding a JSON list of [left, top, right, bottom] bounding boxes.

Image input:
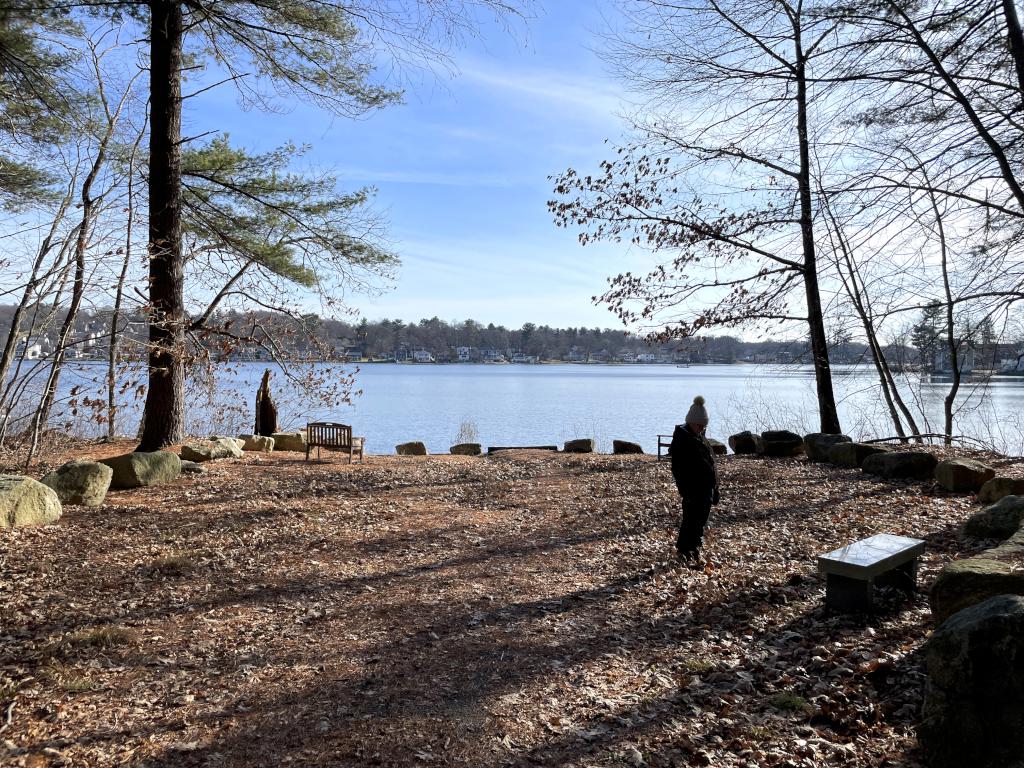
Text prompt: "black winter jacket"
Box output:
[[669, 424, 720, 505]]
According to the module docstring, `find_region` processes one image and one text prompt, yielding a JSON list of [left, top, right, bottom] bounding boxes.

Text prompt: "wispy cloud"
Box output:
[[457, 57, 633, 126], [338, 167, 530, 187]]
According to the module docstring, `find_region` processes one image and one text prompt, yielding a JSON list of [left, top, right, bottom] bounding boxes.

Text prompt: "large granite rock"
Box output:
[[828, 442, 890, 468], [210, 435, 245, 449], [861, 450, 937, 480], [728, 431, 758, 455], [396, 441, 427, 456], [180, 460, 203, 475], [40, 460, 112, 507], [935, 458, 996, 493], [755, 430, 805, 457], [707, 438, 727, 456], [920, 595, 1024, 768], [181, 438, 243, 463], [803, 433, 852, 462], [101, 451, 181, 489], [930, 558, 1024, 624], [612, 440, 644, 455], [963, 495, 1024, 540], [563, 438, 595, 453], [238, 434, 275, 453], [979, 477, 1024, 504], [272, 431, 307, 452], [450, 442, 482, 456], [0, 475, 62, 528]]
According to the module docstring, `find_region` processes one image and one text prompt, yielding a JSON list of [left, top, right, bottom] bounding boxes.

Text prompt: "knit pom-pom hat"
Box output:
[[685, 395, 709, 426]]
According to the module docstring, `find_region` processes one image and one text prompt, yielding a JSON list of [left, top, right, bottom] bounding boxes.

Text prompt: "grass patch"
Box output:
[[769, 691, 811, 714], [40, 661, 98, 693], [50, 626, 140, 657], [147, 554, 195, 577], [680, 657, 715, 674], [748, 725, 774, 741]]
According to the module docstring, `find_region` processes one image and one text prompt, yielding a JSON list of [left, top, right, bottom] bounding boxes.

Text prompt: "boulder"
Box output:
[[238, 434, 275, 453], [450, 442, 482, 456], [935, 458, 996, 493], [211, 435, 245, 449], [929, 557, 1024, 624], [963, 495, 1024, 540], [920, 595, 1024, 768], [101, 451, 181, 489], [979, 477, 1024, 504], [803, 433, 852, 462], [40, 460, 112, 507], [181, 437, 243, 463], [707, 439, 727, 456], [861, 450, 937, 480], [180, 460, 203, 475], [563, 438, 595, 453], [612, 440, 644, 455], [755, 430, 805, 457], [272, 431, 307, 452], [728, 431, 758, 455], [0, 475, 62, 529], [396, 441, 427, 456], [828, 441, 890, 468]]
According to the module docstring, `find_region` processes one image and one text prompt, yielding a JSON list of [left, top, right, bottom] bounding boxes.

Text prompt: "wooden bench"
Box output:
[[657, 434, 672, 460], [305, 422, 364, 464], [817, 533, 925, 612]]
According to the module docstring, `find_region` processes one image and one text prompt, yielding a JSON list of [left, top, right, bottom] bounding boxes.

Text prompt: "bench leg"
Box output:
[[876, 558, 919, 593], [825, 573, 874, 613]]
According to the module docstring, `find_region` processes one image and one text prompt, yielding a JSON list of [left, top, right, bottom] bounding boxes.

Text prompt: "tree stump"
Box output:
[[254, 369, 278, 437]]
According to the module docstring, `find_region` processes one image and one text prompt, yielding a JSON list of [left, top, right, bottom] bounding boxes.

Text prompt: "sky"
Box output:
[[189, 2, 648, 330]]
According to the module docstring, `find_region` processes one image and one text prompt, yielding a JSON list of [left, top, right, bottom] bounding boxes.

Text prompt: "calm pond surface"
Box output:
[[55, 362, 1024, 455]]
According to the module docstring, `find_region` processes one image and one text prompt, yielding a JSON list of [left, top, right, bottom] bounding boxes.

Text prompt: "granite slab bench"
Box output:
[[817, 533, 925, 612]]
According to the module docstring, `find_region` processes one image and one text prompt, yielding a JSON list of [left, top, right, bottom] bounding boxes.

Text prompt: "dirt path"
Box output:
[[0, 447, 990, 766]]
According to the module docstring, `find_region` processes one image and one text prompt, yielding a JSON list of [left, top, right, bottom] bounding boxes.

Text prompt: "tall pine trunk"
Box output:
[[138, 1, 185, 450]]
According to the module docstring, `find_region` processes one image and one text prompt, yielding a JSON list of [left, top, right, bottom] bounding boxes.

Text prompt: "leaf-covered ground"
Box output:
[[0, 444, 1001, 767]]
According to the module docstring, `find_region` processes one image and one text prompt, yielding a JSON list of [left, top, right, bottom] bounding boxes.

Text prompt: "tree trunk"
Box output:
[[1004, 0, 1024, 109], [138, 0, 185, 451], [794, 31, 841, 433], [254, 368, 278, 436]]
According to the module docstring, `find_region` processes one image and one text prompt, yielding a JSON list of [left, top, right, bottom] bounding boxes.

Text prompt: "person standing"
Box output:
[[669, 395, 720, 564]]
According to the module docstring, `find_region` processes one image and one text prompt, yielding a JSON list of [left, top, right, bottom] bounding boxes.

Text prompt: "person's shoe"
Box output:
[[676, 549, 697, 563]]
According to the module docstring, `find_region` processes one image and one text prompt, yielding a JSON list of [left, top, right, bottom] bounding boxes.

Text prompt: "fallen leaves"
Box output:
[[0, 444, 992, 766]]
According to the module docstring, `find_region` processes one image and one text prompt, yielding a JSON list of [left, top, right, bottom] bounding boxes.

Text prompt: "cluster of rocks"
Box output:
[[394, 436, 728, 458], [0, 429, 312, 529], [727, 429, 1014, 498], [920, 495, 1024, 768]]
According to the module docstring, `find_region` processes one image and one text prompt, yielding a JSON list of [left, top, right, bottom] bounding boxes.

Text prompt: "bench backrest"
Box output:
[[307, 421, 352, 446]]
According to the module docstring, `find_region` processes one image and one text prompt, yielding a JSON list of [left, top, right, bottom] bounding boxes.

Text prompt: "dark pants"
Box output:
[[676, 499, 712, 555]]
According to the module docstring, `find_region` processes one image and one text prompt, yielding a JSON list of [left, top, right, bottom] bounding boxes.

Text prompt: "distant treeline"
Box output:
[[322, 316, 879, 364], [10, 304, 998, 366]]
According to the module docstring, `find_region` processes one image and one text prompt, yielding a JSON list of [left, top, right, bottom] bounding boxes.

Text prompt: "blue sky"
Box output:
[[190, 2, 646, 330]]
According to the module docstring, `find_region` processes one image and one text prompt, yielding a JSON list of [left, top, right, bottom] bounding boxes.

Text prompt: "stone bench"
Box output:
[[817, 533, 925, 612]]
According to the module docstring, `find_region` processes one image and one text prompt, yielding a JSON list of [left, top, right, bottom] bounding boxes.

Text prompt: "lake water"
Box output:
[[49, 361, 1024, 455]]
